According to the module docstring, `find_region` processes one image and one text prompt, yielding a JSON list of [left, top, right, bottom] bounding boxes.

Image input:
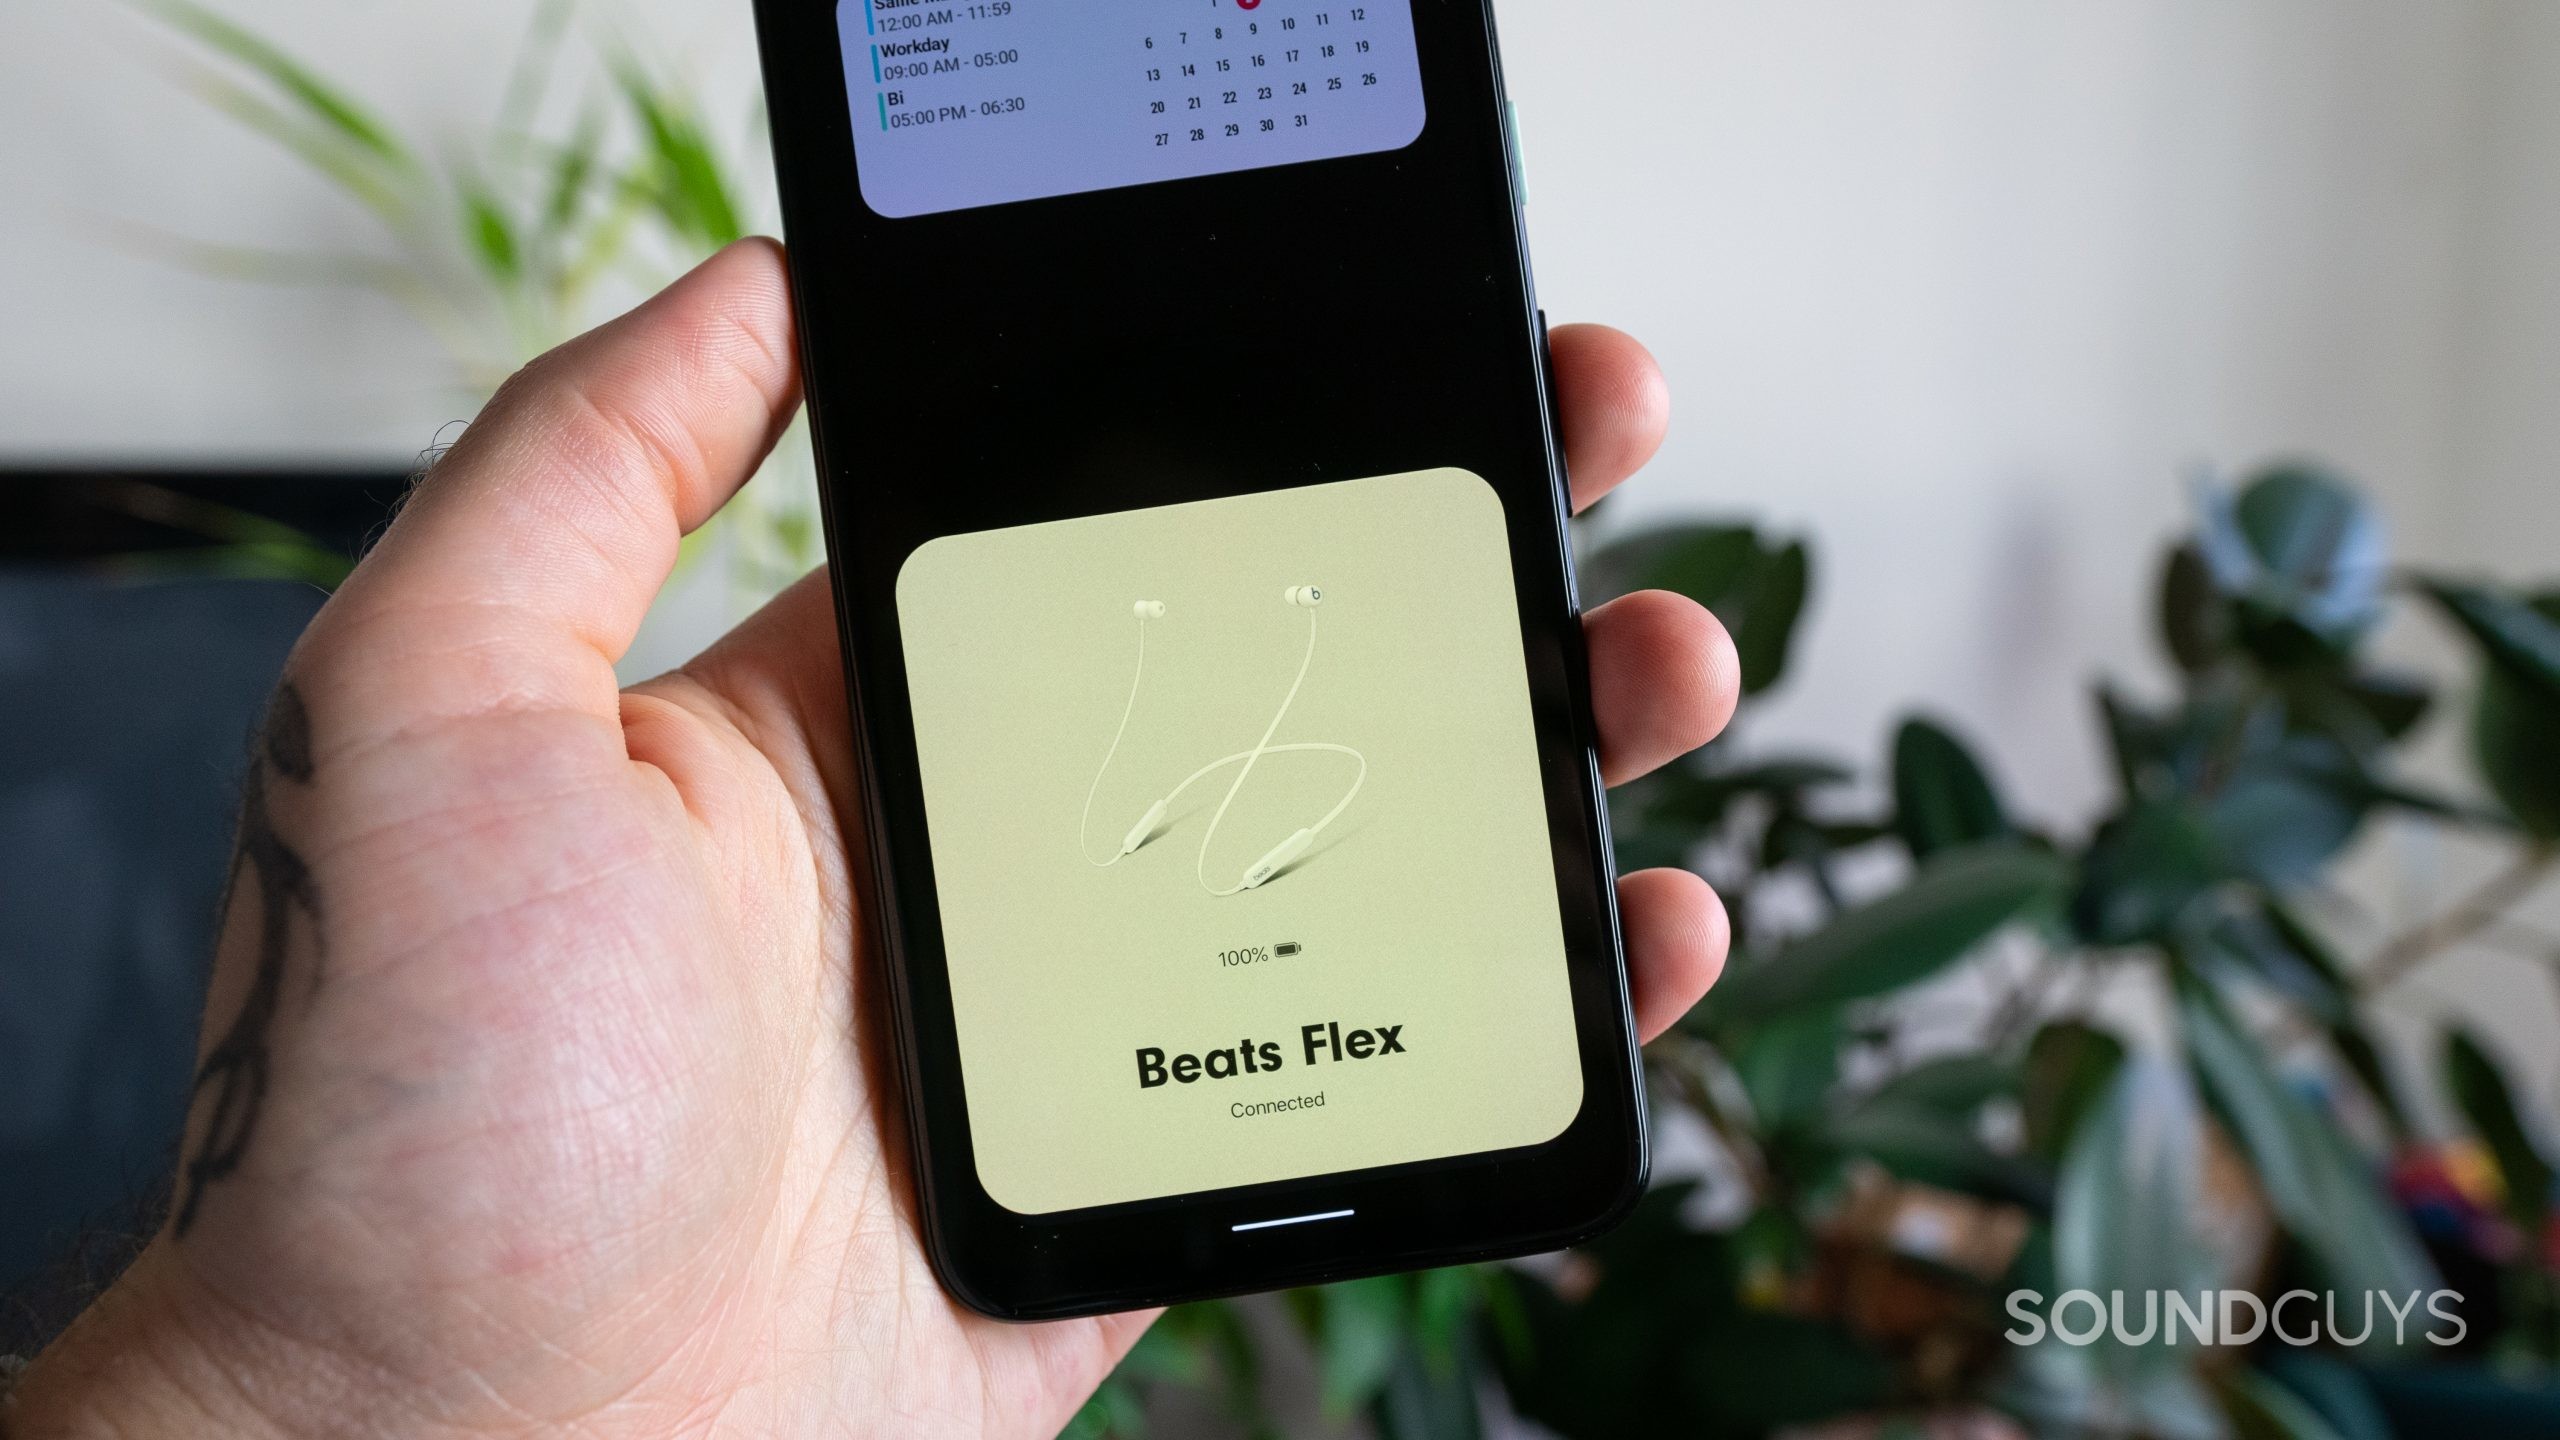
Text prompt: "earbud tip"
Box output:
[[1134, 600, 1165, 620]]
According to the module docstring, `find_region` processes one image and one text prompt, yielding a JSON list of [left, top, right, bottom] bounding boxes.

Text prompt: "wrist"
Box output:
[[9, 1244, 309, 1440]]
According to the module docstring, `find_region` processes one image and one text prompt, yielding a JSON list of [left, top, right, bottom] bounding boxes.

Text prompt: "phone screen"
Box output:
[[789, 0, 1629, 1248]]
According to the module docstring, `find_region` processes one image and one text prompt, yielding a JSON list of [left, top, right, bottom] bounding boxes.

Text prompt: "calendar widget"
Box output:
[[836, 0, 1425, 218]]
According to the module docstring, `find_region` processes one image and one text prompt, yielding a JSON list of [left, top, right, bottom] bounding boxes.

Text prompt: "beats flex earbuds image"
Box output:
[[1076, 587, 1367, 894]]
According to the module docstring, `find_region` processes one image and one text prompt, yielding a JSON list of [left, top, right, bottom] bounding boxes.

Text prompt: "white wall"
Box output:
[[1511, 0, 2523, 805], [2441, 1, 2560, 582], [5, 1, 2556, 1094]]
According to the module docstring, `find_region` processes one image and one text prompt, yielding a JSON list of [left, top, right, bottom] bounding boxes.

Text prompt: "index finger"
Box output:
[[1550, 323, 1670, 514]]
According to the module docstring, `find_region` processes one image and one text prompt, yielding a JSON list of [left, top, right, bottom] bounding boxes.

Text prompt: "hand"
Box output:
[[13, 241, 1739, 1439]]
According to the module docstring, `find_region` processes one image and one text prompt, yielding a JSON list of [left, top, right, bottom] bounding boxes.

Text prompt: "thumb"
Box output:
[[308, 239, 801, 743]]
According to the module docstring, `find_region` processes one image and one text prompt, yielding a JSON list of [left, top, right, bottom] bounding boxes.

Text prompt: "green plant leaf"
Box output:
[[2094, 681, 2169, 800], [1587, 517, 1751, 597], [2474, 663, 2560, 838], [1826, 1095, 2048, 1205], [2159, 541, 2230, 672], [1709, 844, 2067, 1021], [1410, 1266, 1480, 1377], [2255, 1354, 2396, 1440], [1314, 1276, 1409, 1419], [2250, 901, 2412, 1138], [2442, 1028, 2555, 1230], [1584, 522, 1755, 603], [2019, 1055, 2222, 1434], [85, 477, 359, 589], [614, 61, 746, 249], [1372, 1323, 1486, 1440], [2334, 669, 2432, 742], [1733, 1007, 1844, 1132], [2209, 914, 2345, 1027], [2223, 1368, 2353, 1440], [1059, 1380, 1146, 1440], [1891, 715, 2009, 858], [1499, 1187, 1893, 1435], [2421, 581, 2560, 836], [1863, 1053, 2017, 1113], [1632, 752, 1851, 837], [2053, 1055, 2219, 1368], [2204, 743, 2368, 888], [2422, 580, 2560, 694], [145, 0, 415, 168], [539, 106, 608, 238], [2178, 980, 2435, 1303], [1732, 540, 1810, 694], [2023, 1020, 2126, 1166], [459, 182, 523, 283], [169, 63, 415, 227], [1472, 1267, 1530, 1371], [2199, 464, 2387, 651], [2328, 1025, 2411, 1142], [1113, 1313, 1207, 1387], [2071, 798, 2217, 945]]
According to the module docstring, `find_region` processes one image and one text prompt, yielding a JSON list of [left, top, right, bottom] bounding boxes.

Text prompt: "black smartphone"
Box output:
[[751, 0, 1646, 1319]]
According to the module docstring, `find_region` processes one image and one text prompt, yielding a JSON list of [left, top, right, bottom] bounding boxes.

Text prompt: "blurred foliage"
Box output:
[[129, 0, 817, 601], [1079, 462, 2560, 1438]]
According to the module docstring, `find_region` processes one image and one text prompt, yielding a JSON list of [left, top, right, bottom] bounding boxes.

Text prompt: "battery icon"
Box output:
[[1274, 941, 1303, 957]]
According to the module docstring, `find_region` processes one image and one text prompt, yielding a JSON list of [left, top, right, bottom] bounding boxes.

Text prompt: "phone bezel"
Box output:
[[750, 0, 1649, 1320]]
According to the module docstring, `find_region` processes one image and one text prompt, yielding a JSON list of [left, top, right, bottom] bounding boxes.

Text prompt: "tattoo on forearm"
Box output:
[[173, 682, 321, 1237]]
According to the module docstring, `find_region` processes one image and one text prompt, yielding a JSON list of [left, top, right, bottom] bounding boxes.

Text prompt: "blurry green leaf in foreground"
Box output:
[[1732, 1006, 1845, 1132], [1313, 1275, 1408, 1419], [1707, 843, 2067, 1021], [2053, 1056, 2218, 1367], [2246, 901, 2412, 1138], [1500, 1188, 1892, 1439], [614, 58, 748, 250], [2160, 540, 2231, 671], [2023, 1020, 2127, 1165], [2010, 1053, 2225, 1440], [1891, 715, 2010, 858], [2423, 582, 2560, 837], [143, 0, 416, 169], [2195, 464, 2388, 653], [2442, 1029, 2556, 1231], [1826, 1089, 2047, 1205], [2071, 796, 2218, 944], [2179, 982, 2436, 1305], [2222, 1368, 2354, 1440], [1859, 1052, 2017, 1114], [2053, 1054, 2208, 1295], [2203, 738, 2371, 888], [2423, 580, 2560, 695]]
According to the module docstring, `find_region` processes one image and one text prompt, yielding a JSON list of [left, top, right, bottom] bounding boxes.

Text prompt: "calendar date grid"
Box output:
[[1143, 5, 1386, 150]]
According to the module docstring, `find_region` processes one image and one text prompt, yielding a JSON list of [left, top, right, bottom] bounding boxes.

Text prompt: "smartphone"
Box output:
[[751, 0, 1646, 1319]]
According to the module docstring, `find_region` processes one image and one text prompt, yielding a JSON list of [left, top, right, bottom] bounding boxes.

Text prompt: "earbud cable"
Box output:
[[1077, 614, 1148, 867], [1198, 608, 1319, 896], [1157, 743, 1366, 834]]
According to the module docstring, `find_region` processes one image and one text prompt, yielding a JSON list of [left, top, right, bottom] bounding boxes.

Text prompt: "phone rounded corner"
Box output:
[[1563, 1124, 1650, 1249], [918, 1218, 1036, 1323]]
